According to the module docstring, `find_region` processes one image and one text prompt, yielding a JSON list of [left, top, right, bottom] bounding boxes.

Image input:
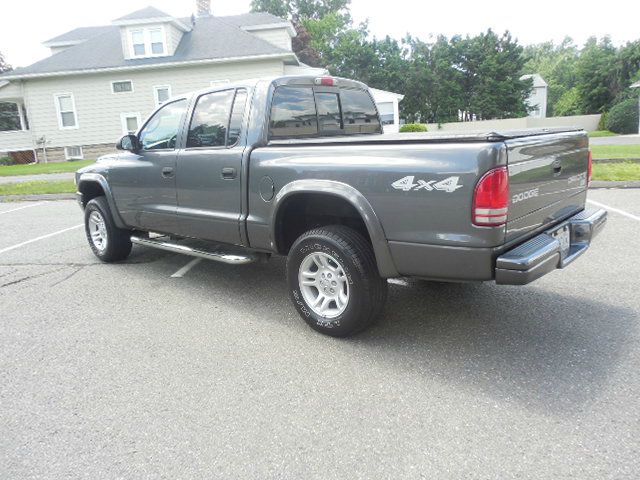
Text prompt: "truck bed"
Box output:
[[267, 127, 585, 146]]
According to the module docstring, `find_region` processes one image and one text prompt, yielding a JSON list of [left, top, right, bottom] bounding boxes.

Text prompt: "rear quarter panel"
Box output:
[[246, 141, 507, 251]]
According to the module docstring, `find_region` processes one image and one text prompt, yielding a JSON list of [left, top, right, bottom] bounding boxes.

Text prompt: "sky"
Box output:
[[1, 0, 637, 68]]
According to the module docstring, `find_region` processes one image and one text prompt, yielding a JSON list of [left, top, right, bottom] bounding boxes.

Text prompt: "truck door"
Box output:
[[174, 88, 249, 245], [108, 99, 187, 232]]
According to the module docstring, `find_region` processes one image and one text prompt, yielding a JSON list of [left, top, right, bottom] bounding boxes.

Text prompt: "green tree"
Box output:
[[249, 0, 291, 18], [0, 51, 11, 74], [612, 40, 640, 103], [575, 36, 617, 113], [459, 30, 531, 120], [250, 0, 350, 21], [553, 87, 582, 116], [524, 38, 579, 116]]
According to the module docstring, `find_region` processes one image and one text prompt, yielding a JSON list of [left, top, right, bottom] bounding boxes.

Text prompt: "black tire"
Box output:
[[84, 196, 132, 262], [286, 225, 388, 337]]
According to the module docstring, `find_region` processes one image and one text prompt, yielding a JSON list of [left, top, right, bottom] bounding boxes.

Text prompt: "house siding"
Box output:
[[13, 58, 284, 160], [167, 24, 184, 54], [249, 29, 292, 51]]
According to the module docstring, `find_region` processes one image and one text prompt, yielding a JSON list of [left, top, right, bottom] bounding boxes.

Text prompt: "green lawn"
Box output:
[[592, 161, 640, 181], [0, 160, 93, 177], [590, 144, 640, 160], [0, 180, 76, 196], [588, 130, 617, 138]]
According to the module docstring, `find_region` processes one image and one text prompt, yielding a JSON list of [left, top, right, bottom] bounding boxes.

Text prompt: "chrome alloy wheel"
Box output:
[[298, 252, 349, 318], [88, 210, 108, 252]]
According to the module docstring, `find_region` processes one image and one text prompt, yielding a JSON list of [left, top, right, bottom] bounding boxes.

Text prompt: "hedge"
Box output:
[[399, 123, 428, 133], [605, 99, 639, 134]]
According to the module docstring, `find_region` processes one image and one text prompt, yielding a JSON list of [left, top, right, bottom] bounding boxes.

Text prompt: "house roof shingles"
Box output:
[[2, 12, 294, 79], [114, 6, 173, 21]]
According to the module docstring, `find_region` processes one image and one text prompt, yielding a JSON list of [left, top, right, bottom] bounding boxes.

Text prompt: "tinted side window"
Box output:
[[228, 89, 247, 146], [187, 90, 235, 148], [316, 92, 342, 132], [269, 86, 318, 138], [341, 89, 381, 134], [139, 99, 186, 150]]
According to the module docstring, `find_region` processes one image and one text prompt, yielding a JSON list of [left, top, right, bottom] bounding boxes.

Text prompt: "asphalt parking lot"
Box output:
[[1, 189, 639, 479]]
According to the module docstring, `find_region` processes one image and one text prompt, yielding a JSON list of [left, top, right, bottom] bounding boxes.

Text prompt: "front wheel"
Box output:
[[286, 225, 388, 337], [84, 196, 132, 262]]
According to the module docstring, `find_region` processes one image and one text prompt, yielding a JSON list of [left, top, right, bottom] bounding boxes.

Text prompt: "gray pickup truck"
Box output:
[[76, 75, 607, 336]]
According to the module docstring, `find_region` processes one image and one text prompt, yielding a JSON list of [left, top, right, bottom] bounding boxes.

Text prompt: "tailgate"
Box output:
[[505, 131, 589, 242]]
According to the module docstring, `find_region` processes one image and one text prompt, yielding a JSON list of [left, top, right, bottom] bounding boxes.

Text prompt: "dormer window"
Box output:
[[128, 27, 166, 58]]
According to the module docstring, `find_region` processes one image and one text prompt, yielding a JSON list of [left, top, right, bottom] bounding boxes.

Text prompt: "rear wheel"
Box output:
[[84, 196, 132, 262], [286, 225, 387, 337]]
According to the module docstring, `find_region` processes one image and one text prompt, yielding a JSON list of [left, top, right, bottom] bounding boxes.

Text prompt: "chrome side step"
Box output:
[[131, 236, 259, 265]]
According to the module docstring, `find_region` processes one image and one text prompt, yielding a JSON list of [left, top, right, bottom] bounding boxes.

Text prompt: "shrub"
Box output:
[[400, 123, 428, 133], [605, 99, 639, 134], [0, 156, 14, 166], [598, 112, 607, 131]]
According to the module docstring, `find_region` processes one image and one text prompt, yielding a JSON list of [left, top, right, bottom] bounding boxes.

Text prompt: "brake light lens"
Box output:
[[587, 150, 593, 185], [315, 77, 336, 86], [473, 166, 509, 226]]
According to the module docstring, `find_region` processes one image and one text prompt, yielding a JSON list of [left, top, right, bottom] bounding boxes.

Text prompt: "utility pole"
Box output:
[[632, 81, 640, 134]]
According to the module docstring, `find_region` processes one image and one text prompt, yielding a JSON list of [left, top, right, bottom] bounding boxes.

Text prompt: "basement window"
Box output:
[[65, 146, 84, 160]]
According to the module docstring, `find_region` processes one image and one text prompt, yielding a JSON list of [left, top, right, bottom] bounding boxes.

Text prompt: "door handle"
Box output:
[[221, 167, 237, 180], [162, 167, 174, 178]]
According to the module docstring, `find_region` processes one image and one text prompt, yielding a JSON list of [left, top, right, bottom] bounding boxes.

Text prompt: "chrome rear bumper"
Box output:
[[495, 208, 607, 285]]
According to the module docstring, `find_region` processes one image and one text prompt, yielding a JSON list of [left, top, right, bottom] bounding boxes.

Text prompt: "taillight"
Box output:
[[315, 77, 336, 86], [587, 150, 593, 185], [473, 166, 509, 227]]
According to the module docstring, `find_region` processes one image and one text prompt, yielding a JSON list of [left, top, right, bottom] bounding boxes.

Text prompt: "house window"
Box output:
[[121, 112, 141, 135], [112, 80, 133, 94], [65, 146, 83, 160], [131, 30, 145, 56], [0, 102, 22, 131], [54, 93, 78, 129], [150, 29, 164, 54], [129, 27, 166, 58], [154, 85, 172, 106]]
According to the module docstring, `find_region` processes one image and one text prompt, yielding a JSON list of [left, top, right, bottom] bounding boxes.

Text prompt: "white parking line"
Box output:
[[171, 258, 202, 278], [0, 224, 83, 255], [0, 202, 47, 215], [587, 199, 640, 222]]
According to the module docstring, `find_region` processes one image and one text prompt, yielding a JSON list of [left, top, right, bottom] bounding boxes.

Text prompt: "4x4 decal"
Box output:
[[391, 175, 463, 193]]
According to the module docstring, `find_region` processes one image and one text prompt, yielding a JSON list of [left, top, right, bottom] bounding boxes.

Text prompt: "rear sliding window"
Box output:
[[269, 87, 318, 138], [269, 86, 380, 139]]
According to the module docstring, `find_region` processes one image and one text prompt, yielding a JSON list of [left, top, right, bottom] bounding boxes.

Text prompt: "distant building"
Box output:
[[0, 2, 404, 163], [521, 74, 548, 119], [369, 88, 404, 134]]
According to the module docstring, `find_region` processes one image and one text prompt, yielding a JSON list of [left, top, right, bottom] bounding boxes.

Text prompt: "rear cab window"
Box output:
[[269, 84, 381, 139]]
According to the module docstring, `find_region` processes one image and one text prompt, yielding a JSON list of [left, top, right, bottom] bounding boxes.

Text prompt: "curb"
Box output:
[[593, 158, 640, 164], [0, 193, 76, 202], [590, 180, 640, 189]]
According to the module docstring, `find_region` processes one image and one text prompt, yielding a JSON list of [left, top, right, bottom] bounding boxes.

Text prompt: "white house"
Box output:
[[521, 74, 548, 119], [369, 88, 404, 133], [0, 2, 404, 163]]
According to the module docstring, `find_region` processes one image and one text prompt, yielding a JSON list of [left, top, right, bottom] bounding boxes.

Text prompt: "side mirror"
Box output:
[[116, 134, 140, 152]]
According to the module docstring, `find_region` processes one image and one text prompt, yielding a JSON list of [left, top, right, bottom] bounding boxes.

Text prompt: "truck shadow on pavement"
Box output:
[[135, 250, 636, 416]]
